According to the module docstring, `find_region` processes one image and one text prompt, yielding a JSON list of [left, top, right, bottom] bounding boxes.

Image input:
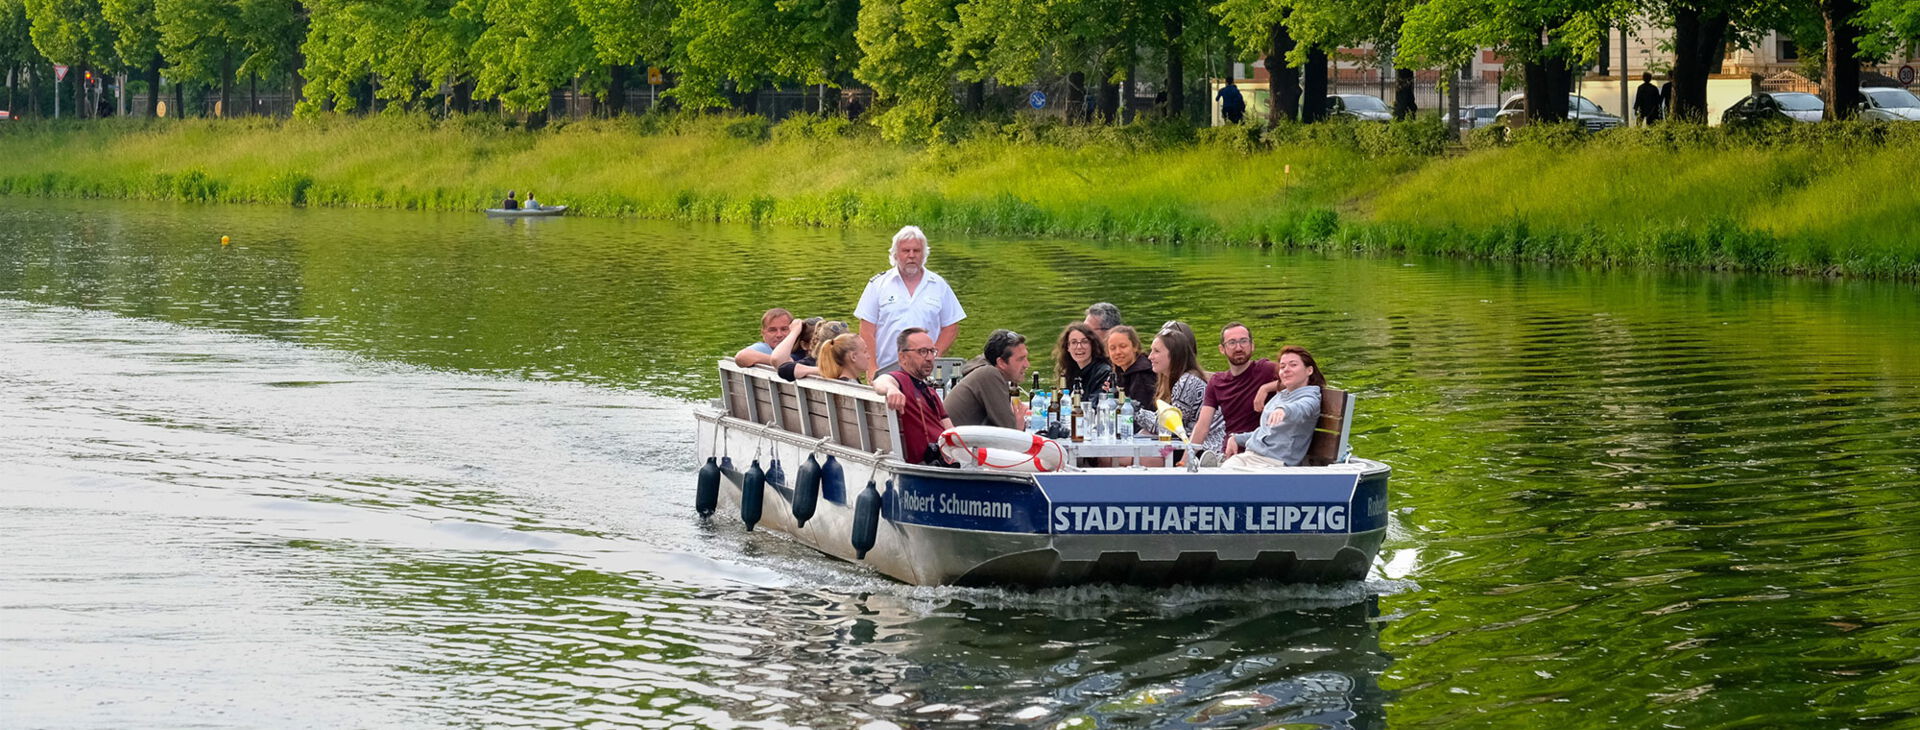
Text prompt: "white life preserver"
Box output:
[[938, 425, 1066, 473]]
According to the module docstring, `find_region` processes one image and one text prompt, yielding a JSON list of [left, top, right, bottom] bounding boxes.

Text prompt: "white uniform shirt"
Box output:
[[855, 267, 966, 371]]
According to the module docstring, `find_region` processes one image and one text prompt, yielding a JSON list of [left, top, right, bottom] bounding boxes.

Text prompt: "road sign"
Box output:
[[647, 66, 663, 85], [1028, 90, 1047, 109], [54, 64, 68, 82], [1900, 65, 1915, 86]]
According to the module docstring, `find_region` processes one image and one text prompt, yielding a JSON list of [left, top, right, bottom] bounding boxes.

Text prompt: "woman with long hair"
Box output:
[[814, 333, 870, 383], [1052, 322, 1115, 397], [1224, 345, 1326, 468], [1148, 326, 1223, 453]]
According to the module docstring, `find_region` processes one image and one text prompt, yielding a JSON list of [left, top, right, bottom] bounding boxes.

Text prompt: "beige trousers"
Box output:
[[1222, 450, 1290, 470]]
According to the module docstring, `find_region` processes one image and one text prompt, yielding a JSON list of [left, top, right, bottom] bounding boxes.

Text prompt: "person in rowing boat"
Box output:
[[814, 332, 870, 383], [856, 226, 966, 381], [732, 308, 794, 367], [1189, 321, 1277, 454], [500, 190, 519, 210], [523, 192, 541, 210], [874, 328, 956, 465], [1223, 345, 1324, 468], [1053, 322, 1115, 399], [946, 329, 1030, 429]]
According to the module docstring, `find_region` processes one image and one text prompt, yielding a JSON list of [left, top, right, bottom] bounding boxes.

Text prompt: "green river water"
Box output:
[[2, 198, 1917, 728]]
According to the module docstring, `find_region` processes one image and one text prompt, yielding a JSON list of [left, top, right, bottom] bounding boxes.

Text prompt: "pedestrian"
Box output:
[[1634, 72, 1664, 125], [1217, 80, 1245, 125]]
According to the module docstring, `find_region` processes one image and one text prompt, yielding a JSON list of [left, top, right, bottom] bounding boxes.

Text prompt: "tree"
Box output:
[[101, 0, 160, 115], [25, 0, 114, 116], [1401, 0, 1624, 124], [667, 0, 859, 111], [465, 0, 595, 114], [573, 0, 675, 114], [300, 0, 477, 114], [855, 0, 962, 140], [155, 0, 239, 115], [2, 0, 44, 115]]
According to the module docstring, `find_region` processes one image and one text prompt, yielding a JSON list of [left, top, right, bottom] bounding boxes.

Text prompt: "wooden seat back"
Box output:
[[1302, 387, 1355, 467], [718, 360, 904, 456]]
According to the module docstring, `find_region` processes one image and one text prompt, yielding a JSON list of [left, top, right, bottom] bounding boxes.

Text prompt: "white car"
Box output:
[[1446, 104, 1499, 130], [1722, 92, 1824, 124], [1858, 87, 1920, 121], [1327, 94, 1393, 122], [1493, 93, 1625, 132]]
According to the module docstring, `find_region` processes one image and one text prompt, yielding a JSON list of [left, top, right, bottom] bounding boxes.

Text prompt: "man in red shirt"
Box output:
[[1189, 321, 1277, 454], [874, 327, 955, 465]]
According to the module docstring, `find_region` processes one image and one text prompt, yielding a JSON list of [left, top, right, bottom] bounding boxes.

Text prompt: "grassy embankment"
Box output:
[[1, 113, 1915, 278]]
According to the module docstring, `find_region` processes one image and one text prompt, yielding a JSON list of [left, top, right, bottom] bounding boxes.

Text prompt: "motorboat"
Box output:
[[691, 360, 1391, 587]]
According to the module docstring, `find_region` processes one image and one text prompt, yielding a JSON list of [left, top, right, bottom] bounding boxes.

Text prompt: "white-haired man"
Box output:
[[856, 225, 966, 381]]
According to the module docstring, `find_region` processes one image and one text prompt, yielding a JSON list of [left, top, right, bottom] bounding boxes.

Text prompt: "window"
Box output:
[[1776, 38, 1798, 61]]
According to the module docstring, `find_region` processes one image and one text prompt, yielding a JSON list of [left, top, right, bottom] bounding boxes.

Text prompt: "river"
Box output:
[[2, 198, 1916, 728]]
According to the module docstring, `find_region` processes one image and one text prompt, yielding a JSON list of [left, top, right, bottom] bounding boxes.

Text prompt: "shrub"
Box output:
[[720, 114, 770, 141], [772, 112, 852, 143]]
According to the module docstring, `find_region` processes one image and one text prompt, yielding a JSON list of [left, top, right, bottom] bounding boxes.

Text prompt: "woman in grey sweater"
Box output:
[[1224, 345, 1324, 468]]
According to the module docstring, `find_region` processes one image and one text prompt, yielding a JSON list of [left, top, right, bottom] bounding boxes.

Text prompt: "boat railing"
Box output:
[[1305, 387, 1357, 466], [716, 359, 906, 458]]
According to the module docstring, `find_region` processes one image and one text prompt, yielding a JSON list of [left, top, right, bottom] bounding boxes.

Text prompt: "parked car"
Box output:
[[1327, 94, 1392, 122], [1858, 87, 1920, 121], [0, 110, 13, 121], [1493, 94, 1625, 132], [1722, 91, 1824, 124], [1445, 104, 1499, 130]]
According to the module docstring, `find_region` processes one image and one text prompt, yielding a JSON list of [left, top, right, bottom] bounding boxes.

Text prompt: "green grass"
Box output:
[[2, 113, 1916, 279]]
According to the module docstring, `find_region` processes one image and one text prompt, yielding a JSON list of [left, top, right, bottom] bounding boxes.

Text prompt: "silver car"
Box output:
[[1494, 94, 1626, 132], [1722, 92, 1824, 124], [1859, 87, 1920, 121], [1327, 94, 1393, 122], [1445, 104, 1499, 130]]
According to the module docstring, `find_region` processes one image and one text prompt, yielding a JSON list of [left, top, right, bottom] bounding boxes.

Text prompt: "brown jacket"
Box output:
[[946, 361, 1019, 429]]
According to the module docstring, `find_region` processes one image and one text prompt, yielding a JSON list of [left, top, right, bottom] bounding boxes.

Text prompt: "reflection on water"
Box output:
[[3, 198, 1919, 727]]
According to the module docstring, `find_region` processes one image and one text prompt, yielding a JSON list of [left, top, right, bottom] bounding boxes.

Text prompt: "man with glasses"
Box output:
[[875, 328, 956, 465], [857, 225, 966, 381], [946, 329, 1030, 430], [1188, 322, 1277, 456]]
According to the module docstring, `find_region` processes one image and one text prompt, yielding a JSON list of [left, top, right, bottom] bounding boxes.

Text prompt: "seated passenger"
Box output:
[[814, 332, 869, 383], [946, 329, 1029, 429], [776, 319, 849, 381], [1149, 326, 1224, 453], [1223, 346, 1324, 468], [732, 308, 794, 367], [1189, 321, 1276, 451], [1053, 322, 1114, 397], [874, 328, 954, 465], [524, 192, 541, 210], [501, 190, 520, 210], [1106, 325, 1156, 430]]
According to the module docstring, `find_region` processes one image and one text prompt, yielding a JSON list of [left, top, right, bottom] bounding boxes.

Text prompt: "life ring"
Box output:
[[938, 426, 1066, 473]]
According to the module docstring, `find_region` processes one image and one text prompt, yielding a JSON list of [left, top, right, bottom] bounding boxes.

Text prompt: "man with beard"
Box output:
[[856, 225, 966, 381], [1188, 322, 1277, 454], [874, 328, 956, 465]]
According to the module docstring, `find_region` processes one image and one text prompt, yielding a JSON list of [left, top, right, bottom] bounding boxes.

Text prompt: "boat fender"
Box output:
[[938, 426, 1067, 473], [792, 455, 821, 527], [820, 455, 846, 505], [695, 457, 720, 518], [741, 460, 765, 531], [851, 478, 881, 559], [766, 458, 785, 491]]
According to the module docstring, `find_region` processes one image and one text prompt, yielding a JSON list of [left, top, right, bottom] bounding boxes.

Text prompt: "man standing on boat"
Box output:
[[875, 328, 956, 465], [946, 329, 1029, 430], [1188, 322, 1277, 455], [857, 226, 965, 381]]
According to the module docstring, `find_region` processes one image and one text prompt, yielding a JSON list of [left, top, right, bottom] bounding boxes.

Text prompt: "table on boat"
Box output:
[[1058, 438, 1184, 466]]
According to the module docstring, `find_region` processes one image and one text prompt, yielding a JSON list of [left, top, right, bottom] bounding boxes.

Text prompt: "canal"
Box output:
[[2, 198, 1916, 727]]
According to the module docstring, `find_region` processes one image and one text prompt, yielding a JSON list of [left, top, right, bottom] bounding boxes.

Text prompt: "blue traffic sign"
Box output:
[[1028, 91, 1047, 109]]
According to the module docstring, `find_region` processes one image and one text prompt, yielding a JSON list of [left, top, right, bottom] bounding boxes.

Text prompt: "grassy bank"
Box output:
[[2, 113, 1916, 278]]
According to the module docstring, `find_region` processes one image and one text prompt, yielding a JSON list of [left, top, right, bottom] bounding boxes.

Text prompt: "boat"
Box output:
[[484, 205, 568, 217], [692, 359, 1391, 587]]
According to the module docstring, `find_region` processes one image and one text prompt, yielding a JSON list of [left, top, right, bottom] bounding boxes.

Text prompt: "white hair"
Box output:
[[888, 225, 930, 262]]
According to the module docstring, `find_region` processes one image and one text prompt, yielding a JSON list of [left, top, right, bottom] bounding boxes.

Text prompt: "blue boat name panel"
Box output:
[[1051, 503, 1352, 534], [1036, 471, 1386, 535], [888, 474, 1051, 533]]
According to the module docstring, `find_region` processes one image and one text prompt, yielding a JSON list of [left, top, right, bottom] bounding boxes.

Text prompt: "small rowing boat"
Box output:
[[485, 205, 567, 217]]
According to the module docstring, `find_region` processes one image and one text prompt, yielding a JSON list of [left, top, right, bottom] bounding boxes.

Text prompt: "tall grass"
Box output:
[[1, 114, 1914, 279]]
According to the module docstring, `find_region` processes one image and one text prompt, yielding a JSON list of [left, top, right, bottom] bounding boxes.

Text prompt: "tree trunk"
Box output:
[[1123, 56, 1137, 123], [1822, 0, 1863, 119], [145, 55, 161, 117], [1597, 25, 1610, 76], [1670, 5, 1728, 123], [1163, 10, 1185, 118], [1065, 70, 1085, 122], [174, 79, 184, 118], [965, 80, 984, 112], [1098, 75, 1119, 122], [1522, 56, 1573, 123], [73, 65, 87, 119], [248, 73, 257, 116], [607, 64, 626, 116], [219, 49, 233, 117], [452, 78, 473, 113], [1301, 46, 1329, 122], [1393, 67, 1416, 120], [1266, 20, 1300, 123]]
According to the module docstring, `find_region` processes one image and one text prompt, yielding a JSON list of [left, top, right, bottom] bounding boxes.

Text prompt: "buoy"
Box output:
[[792, 455, 821, 527], [819, 455, 846, 505], [694, 457, 720, 518], [740, 460, 765, 531], [220, 235, 230, 246], [851, 478, 881, 559]]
